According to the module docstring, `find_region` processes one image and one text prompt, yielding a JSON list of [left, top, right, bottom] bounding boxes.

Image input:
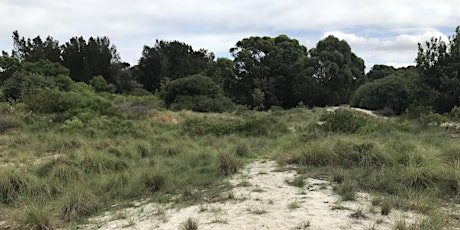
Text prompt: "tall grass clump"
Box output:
[[60, 186, 103, 222], [21, 202, 55, 230], [140, 168, 168, 193], [72, 151, 128, 174], [218, 152, 239, 176], [0, 168, 32, 204]]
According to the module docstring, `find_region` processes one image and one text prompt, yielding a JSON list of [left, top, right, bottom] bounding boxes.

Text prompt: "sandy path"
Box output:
[[82, 160, 420, 230]]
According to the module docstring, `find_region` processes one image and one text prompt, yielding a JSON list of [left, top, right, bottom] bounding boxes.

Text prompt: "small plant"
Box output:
[[237, 180, 251, 187], [350, 207, 367, 219], [295, 220, 311, 229], [288, 201, 300, 210], [286, 176, 306, 188], [180, 217, 199, 230], [380, 198, 393, 215], [247, 206, 267, 215], [218, 152, 239, 176], [371, 196, 383, 206], [252, 187, 264, 193], [335, 180, 357, 201]]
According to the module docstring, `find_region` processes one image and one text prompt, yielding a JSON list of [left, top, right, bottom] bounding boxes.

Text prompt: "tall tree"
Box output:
[[230, 35, 309, 109], [416, 26, 460, 113], [61, 36, 119, 83], [308, 35, 365, 106], [12, 31, 61, 63], [138, 40, 214, 92]]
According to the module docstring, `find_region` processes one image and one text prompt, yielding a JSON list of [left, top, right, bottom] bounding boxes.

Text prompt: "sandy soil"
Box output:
[[81, 160, 426, 230]]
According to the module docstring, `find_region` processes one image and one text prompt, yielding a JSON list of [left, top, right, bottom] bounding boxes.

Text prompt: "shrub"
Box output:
[[160, 74, 234, 112], [180, 217, 199, 230], [89, 75, 116, 93], [319, 108, 368, 133], [22, 202, 54, 230], [22, 88, 77, 114], [350, 75, 412, 115]]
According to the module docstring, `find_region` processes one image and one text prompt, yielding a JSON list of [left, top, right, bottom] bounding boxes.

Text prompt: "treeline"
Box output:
[[1, 27, 460, 115]]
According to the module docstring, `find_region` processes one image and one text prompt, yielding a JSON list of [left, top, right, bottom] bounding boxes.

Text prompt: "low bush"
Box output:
[[218, 152, 239, 176], [318, 108, 368, 133], [182, 115, 287, 137]]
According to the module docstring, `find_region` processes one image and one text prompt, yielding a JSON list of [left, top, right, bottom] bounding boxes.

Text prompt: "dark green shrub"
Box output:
[[22, 88, 77, 114], [350, 75, 412, 115], [160, 74, 234, 112]]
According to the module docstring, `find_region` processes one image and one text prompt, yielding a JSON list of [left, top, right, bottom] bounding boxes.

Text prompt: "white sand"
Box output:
[[81, 160, 426, 230]]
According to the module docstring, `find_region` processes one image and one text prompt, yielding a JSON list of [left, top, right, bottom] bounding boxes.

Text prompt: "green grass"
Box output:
[[0, 100, 459, 228]]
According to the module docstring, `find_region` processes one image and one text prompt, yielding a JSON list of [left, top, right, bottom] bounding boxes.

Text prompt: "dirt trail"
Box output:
[[80, 160, 427, 230]]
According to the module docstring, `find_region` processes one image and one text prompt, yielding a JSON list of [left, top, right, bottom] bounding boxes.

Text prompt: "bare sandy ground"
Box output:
[[81, 160, 426, 230]]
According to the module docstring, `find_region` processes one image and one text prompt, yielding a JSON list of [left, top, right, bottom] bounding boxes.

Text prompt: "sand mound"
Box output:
[[81, 160, 422, 230]]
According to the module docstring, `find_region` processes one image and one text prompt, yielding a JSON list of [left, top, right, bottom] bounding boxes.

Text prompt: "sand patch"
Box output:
[[81, 160, 426, 230]]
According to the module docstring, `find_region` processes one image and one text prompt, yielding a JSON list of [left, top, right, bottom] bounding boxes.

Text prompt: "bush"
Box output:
[[350, 75, 412, 115], [22, 88, 77, 114], [182, 115, 287, 137], [160, 74, 234, 112], [140, 169, 167, 193], [60, 186, 103, 222], [319, 108, 368, 133], [89, 75, 116, 93]]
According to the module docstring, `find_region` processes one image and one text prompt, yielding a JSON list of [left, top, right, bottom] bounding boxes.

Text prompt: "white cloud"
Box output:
[[323, 31, 450, 69]]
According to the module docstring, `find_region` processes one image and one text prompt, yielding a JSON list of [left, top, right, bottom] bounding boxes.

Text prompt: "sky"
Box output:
[[1, 0, 459, 71]]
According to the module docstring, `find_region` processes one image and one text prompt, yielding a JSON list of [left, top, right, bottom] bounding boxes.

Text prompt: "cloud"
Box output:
[[323, 31, 450, 69]]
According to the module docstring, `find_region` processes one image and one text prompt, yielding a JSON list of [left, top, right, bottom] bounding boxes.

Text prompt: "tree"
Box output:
[[160, 74, 234, 112], [12, 31, 61, 63], [0, 55, 23, 84], [230, 35, 309, 109], [61, 36, 119, 84], [308, 35, 365, 106], [367, 64, 396, 81], [416, 26, 460, 113], [138, 40, 214, 92]]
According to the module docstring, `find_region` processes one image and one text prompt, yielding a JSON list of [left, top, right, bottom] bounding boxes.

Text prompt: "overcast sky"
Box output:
[[1, 0, 459, 70]]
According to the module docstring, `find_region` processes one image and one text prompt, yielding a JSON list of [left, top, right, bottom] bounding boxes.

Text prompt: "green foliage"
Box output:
[[139, 40, 213, 92], [218, 152, 239, 176], [0, 168, 32, 204], [318, 108, 369, 133], [0, 55, 23, 83], [182, 115, 287, 137], [161, 74, 234, 112], [180, 217, 199, 230], [0, 114, 23, 133], [22, 202, 54, 230], [23, 59, 70, 77], [89, 75, 116, 93], [22, 88, 77, 114], [2, 72, 56, 100], [416, 26, 460, 113], [60, 186, 103, 222], [350, 75, 412, 115], [140, 169, 167, 193], [366, 64, 395, 81]]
